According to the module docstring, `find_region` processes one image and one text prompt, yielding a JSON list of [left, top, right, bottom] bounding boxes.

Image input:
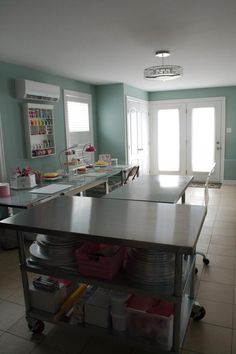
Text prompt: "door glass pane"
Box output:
[[129, 109, 138, 155], [157, 109, 180, 171], [191, 107, 215, 172]]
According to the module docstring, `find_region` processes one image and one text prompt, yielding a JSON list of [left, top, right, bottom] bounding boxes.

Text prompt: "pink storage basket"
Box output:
[[75, 243, 125, 279]]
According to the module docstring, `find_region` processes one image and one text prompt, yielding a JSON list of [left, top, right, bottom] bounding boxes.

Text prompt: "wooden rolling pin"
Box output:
[[53, 283, 87, 321]]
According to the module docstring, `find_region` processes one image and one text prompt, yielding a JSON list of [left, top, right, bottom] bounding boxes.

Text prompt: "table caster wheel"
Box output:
[[191, 303, 206, 321], [203, 257, 210, 265], [28, 318, 45, 334]]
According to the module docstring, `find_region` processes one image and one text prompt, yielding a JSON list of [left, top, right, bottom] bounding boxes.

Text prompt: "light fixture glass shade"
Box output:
[[144, 65, 183, 81]]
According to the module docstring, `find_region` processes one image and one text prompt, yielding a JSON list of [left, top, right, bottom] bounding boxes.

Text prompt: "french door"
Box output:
[[126, 97, 149, 174], [150, 98, 225, 182]]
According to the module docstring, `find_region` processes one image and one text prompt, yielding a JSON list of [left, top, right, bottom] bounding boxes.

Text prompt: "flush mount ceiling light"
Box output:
[[144, 50, 183, 81]]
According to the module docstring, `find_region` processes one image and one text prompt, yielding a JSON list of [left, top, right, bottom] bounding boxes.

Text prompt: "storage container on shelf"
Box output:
[[126, 295, 174, 351], [75, 243, 126, 279]]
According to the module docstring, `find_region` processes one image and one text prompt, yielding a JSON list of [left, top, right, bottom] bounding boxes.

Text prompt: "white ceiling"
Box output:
[[1, 0, 236, 91]]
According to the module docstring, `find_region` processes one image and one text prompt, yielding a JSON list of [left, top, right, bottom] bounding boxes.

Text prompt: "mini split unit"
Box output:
[[15, 79, 60, 102]]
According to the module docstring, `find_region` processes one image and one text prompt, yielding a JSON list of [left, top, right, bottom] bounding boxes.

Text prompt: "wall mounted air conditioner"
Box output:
[[15, 79, 60, 102]]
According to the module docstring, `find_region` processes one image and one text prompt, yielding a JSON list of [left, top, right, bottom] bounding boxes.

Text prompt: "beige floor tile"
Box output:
[[232, 330, 236, 354], [198, 233, 211, 244], [212, 227, 236, 237], [202, 254, 235, 270], [183, 321, 232, 354], [201, 266, 235, 285], [100, 337, 133, 354], [40, 325, 91, 354], [196, 298, 233, 328], [0, 300, 25, 331], [201, 226, 213, 235], [196, 244, 209, 253], [214, 220, 236, 229], [197, 281, 234, 303], [0, 332, 35, 354], [0, 276, 22, 299], [6, 285, 25, 306], [210, 235, 236, 247], [7, 316, 54, 342], [207, 244, 236, 257], [30, 343, 67, 354], [233, 305, 236, 329]]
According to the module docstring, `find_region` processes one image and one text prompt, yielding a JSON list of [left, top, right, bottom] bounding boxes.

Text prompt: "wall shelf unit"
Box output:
[[24, 103, 56, 158]]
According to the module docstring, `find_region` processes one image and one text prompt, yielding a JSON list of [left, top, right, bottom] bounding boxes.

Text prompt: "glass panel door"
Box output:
[[191, 107, 215, 172], [157, 109, 180, 172], [150, 98, 224, 182], [127, 98, 149, 174], [187, 101, 222, 182]]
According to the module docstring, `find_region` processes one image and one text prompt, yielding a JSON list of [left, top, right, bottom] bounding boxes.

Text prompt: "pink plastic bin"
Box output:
[[75, 243, 126, 280]]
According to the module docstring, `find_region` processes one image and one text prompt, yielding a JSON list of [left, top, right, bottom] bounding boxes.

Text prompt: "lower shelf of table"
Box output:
[[27, 308, 178, 353]]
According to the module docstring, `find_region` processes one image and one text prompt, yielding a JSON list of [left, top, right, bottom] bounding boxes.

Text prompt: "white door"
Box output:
[[126, 97, 149, 174], [150, 98, 225, 182], [186, 101, 223, 182]]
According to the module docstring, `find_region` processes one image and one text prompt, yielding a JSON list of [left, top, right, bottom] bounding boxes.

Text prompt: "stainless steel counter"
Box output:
[[0, 196, 207, 254], [104, 174, 193, 204]]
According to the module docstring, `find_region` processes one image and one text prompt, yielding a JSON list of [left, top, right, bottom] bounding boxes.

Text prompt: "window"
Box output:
[[64, 90, 93, 148]]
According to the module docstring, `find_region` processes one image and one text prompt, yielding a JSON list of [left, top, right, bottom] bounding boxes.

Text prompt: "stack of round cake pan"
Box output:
[[29, 234, 81, 266], [124, 248, 175, 290]]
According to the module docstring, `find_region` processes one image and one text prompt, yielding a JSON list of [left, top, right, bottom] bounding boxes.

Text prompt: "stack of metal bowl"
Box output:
[[124, 248, 175, 291], [29, 234, 81, 266]]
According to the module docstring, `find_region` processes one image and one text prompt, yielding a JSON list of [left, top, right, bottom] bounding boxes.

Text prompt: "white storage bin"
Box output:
[[84, 288, 110, 328], [110, 291, 131, 315], [29, 283, 67, 314], [111, 312, 128, 331]]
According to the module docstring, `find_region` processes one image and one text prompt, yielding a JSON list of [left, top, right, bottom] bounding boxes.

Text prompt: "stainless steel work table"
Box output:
[[0, 166, 129, 209], [0, 196, 206, 353], [104, 174, 193, 204]]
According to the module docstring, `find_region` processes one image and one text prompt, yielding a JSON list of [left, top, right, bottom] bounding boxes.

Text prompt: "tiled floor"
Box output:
[[0, 185, 236, 353]]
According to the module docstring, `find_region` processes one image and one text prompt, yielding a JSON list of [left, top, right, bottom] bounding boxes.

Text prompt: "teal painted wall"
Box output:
[[0, 61, 96, 180], [124, 84, 149, 101], [95, 83, 126, 164], [149, 86, 236, 180], [95, 83, 148, 164]]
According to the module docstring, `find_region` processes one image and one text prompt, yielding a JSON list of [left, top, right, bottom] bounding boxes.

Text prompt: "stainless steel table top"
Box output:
[[0, 196, 206, 254], [104, 175, 193, 203]]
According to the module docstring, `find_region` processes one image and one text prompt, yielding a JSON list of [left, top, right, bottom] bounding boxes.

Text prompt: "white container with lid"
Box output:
[[110, 291, 131, 315], [111, 312, 128, 331]]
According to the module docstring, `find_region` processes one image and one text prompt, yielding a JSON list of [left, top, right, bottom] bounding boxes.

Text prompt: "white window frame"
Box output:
[[63, 90, 94, 148]]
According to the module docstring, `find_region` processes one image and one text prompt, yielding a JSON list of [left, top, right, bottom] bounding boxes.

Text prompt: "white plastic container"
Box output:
[[111, 312, 128, 331], [110, 291, 131, 315], [85, 288, 111, 328]]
